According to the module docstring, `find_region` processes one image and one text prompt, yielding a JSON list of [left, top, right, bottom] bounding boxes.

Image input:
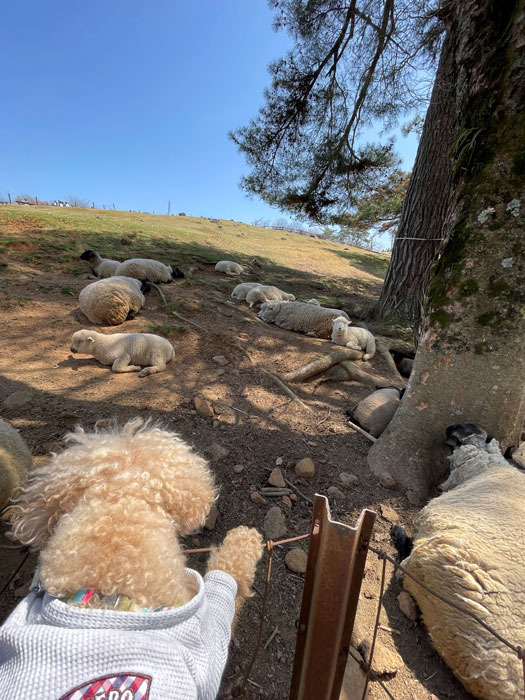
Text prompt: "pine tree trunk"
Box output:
[[368, 0, 525, 498], [377, 25, 456, 325]]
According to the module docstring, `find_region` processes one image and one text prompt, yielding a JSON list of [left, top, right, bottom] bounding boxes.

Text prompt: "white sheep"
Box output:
[[399, 423, 525, 700], [0, 418, 32, 510], [215, 261, 250, 276], [113, 258, 183, 283], [79, 276, 146, 326], [347, 387, 402, 437], [70, 329, 175, 377], [258, 300, 349, 339], [231, 282, 261, 300], [79, 250, 120, 278], [245, 285, 295, 307], [331, 317, 376, 360]]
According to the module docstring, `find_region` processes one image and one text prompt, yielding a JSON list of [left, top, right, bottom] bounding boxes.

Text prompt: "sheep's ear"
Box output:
[[86, 336, 95, 343]]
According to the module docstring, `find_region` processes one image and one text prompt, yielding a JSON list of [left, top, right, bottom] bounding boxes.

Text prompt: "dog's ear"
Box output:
[[159, 446, 216, 535], [8, 445, 91, 550]]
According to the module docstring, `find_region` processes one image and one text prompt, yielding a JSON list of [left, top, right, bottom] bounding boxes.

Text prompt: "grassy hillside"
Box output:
[[0, 205, 388, 309]]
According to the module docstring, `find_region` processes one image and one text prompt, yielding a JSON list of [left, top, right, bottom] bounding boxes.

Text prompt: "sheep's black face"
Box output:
[[140, 280, 151, 293], [445, 423, 493, 450], [80, 249, 96, 261], [171, 266, 184, 279]]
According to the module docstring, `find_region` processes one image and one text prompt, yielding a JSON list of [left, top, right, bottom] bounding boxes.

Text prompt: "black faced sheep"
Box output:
[[396, 423, 525, 700]]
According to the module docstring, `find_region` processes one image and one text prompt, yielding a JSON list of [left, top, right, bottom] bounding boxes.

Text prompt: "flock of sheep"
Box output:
[[1, 246, 523, 700]]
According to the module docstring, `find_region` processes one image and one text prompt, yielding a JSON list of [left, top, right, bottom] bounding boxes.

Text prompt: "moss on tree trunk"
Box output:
[[368, 0, 525, 497]]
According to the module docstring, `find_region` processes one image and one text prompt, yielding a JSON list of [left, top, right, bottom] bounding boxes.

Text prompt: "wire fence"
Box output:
[[1, 528, 524, 700]]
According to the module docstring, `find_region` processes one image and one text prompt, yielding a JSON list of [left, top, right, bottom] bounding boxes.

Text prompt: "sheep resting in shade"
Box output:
[[257, 300, 349, 339], [0, 419, 32, 510], [331, 316, 376, 360], [395, 423, 525, 700], [245, 285, 295, 307], [215, 261, 250, 276], [79, 250, 120, 278], [79, 276, 147, 325], [71, 329, 175, 376], [113, 258, 183, 283], [231, 282, 261, 300]]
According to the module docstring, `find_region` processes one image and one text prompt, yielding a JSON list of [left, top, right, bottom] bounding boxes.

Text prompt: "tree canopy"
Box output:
[[231, 0, 441, 224]]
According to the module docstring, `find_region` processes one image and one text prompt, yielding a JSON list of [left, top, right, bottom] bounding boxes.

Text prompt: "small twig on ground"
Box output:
[[149, 282, 168, 306], [261, 369, 313, 413], [231, 406, 256, 418], [316, 407, 331, 427], [264, 468, 314, 505], [380, 625, 401, 635], [170, 310, 207, 333], [263, 626, 280, 650], [347, 419, 377, 443]]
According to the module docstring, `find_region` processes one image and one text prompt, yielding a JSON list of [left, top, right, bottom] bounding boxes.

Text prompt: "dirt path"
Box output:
[[0, 260, 472, 699]]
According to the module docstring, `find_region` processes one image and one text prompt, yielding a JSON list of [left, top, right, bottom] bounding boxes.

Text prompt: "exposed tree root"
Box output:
[[282, 347, 363, 383]]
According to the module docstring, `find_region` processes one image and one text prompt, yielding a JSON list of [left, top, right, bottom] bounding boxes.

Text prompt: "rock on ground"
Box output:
[[378, 471, 396, 489], [397, 591, 418, 621], [295, 457, 315, 478], [327, 486, 345, 501], [285, 548, 308, 573], [2, 390, 34, 411], [264, 506, 287, 540], [339, 472, 358, 487], [268, 467, 286, 488], [204, 504, 219, 530], [205, 443, 230, 461], [194, 395, 215, 417]]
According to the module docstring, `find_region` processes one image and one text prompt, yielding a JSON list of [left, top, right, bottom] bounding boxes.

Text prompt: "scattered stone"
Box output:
[[307, 440, 317, 447], [233, 464, 244, 474], [2, 390, 33, 411], [42, 441, 62, 454], [250, 492, 267, 505], [205, 443, 230, 461], [369, 640, 403, 675], [264, 506, 287, 540], [289, 493, 297, 502], [285, 548, 308, 573], [214, 368, 225, 376], [194, 395, 215, 417], [212, 420, 219, 428], [380, 504, 399, 523], [378, 471, 396, 489], [268, 468, 286, 488], [281, 496, 293, 508], [204, 504, 219, 530], [327, 486, 345, 501], [397, 591, 418, 621], [212, 355, 229, 366], [275, 456, 283, 466], [339, 472, 358, 487], [295, 457, 315, 478], [95, 418, 114, 429], [180, 397, 192, 405], [58, 411, 79, 421], [213, 400, 233, 415], [406, 489, 421, 506]]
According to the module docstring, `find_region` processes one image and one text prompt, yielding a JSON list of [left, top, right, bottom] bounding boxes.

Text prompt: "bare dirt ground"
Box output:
[[0, 258, 473, 699]]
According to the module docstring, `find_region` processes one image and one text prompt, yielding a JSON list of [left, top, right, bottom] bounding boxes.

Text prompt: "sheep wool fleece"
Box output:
[[0, 569, 237, 700]]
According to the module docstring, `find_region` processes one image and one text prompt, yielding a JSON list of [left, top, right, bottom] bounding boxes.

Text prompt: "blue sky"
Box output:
[[1, 0, 419, 229]]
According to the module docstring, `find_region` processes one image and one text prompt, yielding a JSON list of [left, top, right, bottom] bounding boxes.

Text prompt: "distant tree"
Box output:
[[273, 216, 293, 229], [231, 0, 439, 225], [67, 196, 90, 208]]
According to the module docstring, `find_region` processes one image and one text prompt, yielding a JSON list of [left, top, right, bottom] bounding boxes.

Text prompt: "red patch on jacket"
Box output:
[[58, 673, 151, 699]]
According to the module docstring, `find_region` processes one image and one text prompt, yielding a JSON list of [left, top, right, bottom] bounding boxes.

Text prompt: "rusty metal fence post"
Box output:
[[289, 495, 376, 700]]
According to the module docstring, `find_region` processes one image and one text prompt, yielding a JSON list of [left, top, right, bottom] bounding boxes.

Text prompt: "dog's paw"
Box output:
[[207, 526, 264, 597]]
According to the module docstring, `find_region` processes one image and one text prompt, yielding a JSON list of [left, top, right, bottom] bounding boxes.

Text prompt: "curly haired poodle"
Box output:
[[0, 419, 263, 700]]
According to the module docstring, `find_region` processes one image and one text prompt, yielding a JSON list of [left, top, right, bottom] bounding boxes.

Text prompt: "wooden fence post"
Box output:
[[289, 495, 375, 700]]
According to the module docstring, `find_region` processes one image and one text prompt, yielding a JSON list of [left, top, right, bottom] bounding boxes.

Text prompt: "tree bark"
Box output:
[[369, 0, 525, 497], [378, 23, 457, 325]]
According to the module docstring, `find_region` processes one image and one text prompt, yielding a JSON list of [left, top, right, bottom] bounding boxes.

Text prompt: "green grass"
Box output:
[[146, 323, 187, 337], [0, 205, 389, 307]]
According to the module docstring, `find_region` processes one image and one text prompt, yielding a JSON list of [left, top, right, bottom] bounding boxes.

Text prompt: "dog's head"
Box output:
[[9, 419, 216, 549]]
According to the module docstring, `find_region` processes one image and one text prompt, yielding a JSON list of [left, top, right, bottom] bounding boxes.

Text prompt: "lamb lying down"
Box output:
[[394, 423, 525, 700], [331, 317, 376, 360], [71, 329, 174, 377]]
